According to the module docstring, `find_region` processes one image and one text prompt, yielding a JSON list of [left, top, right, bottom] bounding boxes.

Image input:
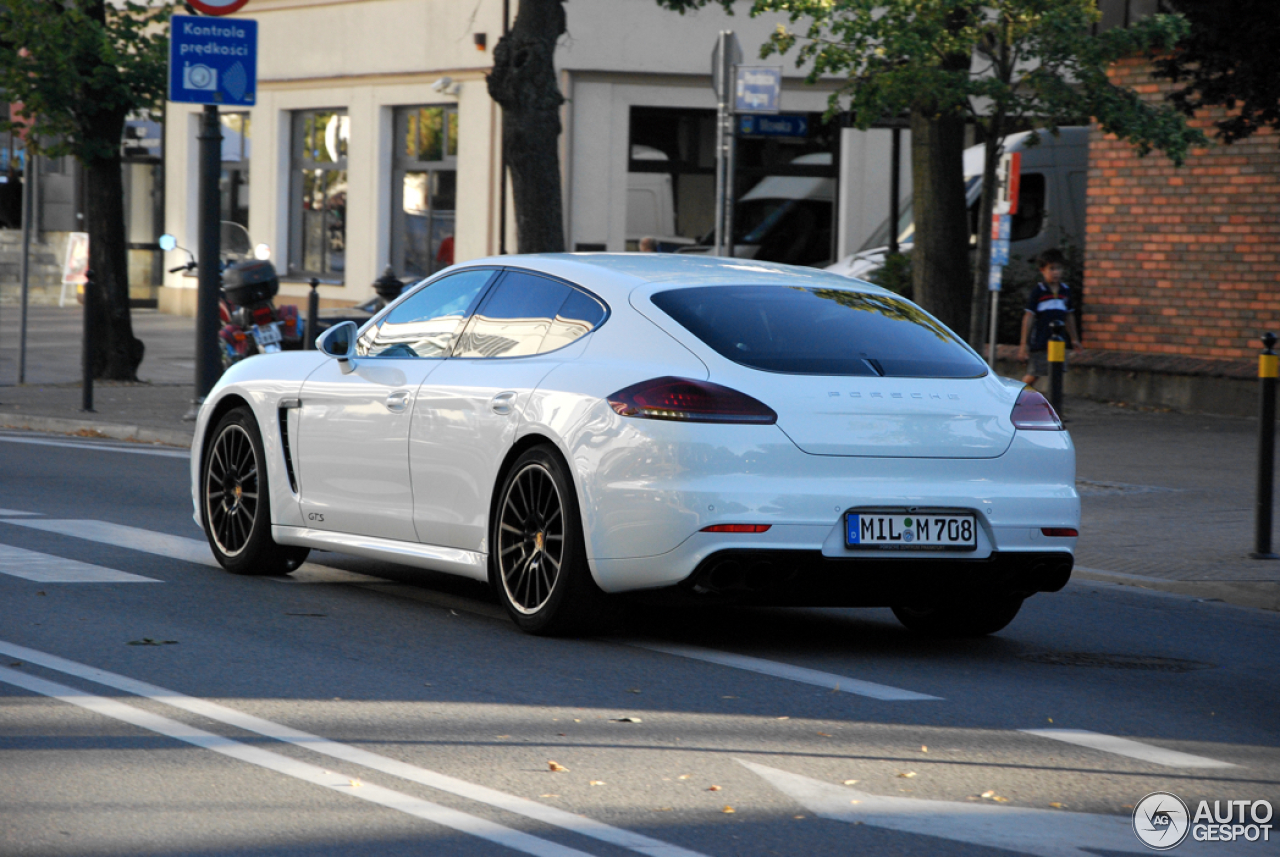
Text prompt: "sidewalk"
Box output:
[[1, 305, 1277, 610]]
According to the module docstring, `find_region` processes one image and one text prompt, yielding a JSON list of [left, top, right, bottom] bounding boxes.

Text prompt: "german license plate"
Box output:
[[253, 323, 282, 349], [846, 512, 977, 551]]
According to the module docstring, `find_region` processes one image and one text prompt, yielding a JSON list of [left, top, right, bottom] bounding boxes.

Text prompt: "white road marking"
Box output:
[[0, 543, 159, 583], [1019, 728, 1237, 769], [624, 640, 941, 701], [0, 434, 189, 458], [0, 666, 594, 857], [0, 640, 708, 857], [0, 519, 351, 582], [739, 759, 1249, 856], [0, 508, 40, 516]]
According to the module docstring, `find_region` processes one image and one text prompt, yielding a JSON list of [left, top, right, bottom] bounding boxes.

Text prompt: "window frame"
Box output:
[[451, 269, 611, 361], [357, 266, 500, 359], [390, 104, 459, 280], [289, 107, 350, 282]]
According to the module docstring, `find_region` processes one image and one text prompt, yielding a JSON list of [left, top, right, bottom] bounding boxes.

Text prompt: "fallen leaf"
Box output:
[[721, 695, 737, 699], [349, 779, 362, 788], [540, 794, 560, 798], [627, 688, 642, 694], [612, 716, 643, 723], [573, 718, 581, 723], [775, 716, 790, 721], [1047, 717, 1053, 723], [1049, 802, 1065, 809], [992, 796, 1010, 803], [707, 785, 722, 792], [921, 746, 928, 753], [449, 609, 459, 616], [423, 682, 433, 686], [655, 807, 674, 812], [966, 795, 981, 801], [678, 774, 691, 780], [842, 779, 859, 785], [496, 735, 510, 739], [557, 732, 567, 736], [127, 638, 177, 646], [981, 790, 996, 799], [590, 780, 606, 786], [850, 800, 861, 805], [817, 732, 832, 737], [548, 761, 568, 772], [896, 772, 917, 779], [721, 806, 735, 814]]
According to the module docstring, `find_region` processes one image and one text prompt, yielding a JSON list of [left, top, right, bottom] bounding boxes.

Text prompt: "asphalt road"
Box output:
[[1, 430, 1277, 857]]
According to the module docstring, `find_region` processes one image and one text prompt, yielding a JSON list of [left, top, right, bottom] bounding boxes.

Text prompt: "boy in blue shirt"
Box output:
[[1017, 249, 1082, 387]]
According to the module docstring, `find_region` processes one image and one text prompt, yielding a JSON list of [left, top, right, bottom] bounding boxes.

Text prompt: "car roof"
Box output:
[[454, 253, 886, 300]]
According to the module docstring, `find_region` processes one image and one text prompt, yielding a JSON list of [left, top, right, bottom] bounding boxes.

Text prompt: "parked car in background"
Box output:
[[828, 127, 1089, 279], [192, 254, 1077, 638]]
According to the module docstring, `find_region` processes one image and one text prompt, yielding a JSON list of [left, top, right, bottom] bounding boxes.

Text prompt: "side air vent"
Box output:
[[278, 407, 299, 493]]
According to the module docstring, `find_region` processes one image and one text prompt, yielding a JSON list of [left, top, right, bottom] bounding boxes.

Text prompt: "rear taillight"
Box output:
[[1011, 388, 1063, 430], [701, 524, 771, 533], [1041, 527, 1078, 537], [607, 377, 777, 424]]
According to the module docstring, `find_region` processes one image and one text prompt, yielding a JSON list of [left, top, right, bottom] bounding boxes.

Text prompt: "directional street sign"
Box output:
[[738, 114, 809, 138], [169, 15, 257, 106], [735, 66, 782, 114]]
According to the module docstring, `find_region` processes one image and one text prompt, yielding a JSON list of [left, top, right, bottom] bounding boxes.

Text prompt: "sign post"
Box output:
[[710, 31, 741, 257], [169, 12, 257, 413], [987, 150, 1020, 369]]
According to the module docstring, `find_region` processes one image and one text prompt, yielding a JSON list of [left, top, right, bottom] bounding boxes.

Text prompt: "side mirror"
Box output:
[[317, 321, 358, 373]]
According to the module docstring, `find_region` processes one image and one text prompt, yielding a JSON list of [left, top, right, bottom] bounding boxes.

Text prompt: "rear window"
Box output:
[[650, 285, 987, 378]]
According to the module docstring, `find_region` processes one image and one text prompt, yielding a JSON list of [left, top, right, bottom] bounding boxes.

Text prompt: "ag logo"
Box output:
[[1133, 791, 1190, 850]]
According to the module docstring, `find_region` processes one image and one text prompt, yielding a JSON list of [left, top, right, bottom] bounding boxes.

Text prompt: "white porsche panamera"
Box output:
[[191, 253, 1078, 636]]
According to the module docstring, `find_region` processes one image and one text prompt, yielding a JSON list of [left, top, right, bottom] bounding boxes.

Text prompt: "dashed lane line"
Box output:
[[0, 543, 159, 583], [622, 640, 942, 701], [0, 640, 709, 857], [1019, 728, 1237, 769], [0, 665, 596, 857]]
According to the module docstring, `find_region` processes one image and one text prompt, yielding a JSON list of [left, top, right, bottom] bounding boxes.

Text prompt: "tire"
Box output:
[[891, 597, 1024, 638], [202, 406, 309, 576], [489, 445, 608, 636]]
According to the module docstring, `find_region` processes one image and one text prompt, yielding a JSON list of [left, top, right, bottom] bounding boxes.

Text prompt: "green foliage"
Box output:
[[1154, 0, 1280, 146], [0, 0, 174, 163], [866, 251, 913, 300]]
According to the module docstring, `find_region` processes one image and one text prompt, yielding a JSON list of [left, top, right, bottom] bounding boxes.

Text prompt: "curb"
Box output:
[[0, 411, 194, 448], [1074, 566, 1280, 612]]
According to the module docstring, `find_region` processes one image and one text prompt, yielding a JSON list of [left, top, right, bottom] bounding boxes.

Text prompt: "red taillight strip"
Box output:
[[1011, 388, 1064, 430], [607, 377, 777, 425], [701, 524, 772, 533], [1041, 527, 1078, 537]]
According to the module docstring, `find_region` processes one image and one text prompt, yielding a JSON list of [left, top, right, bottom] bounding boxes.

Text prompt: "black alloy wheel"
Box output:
[[491, 446, 607, 635], [202, 406, 309, 576]]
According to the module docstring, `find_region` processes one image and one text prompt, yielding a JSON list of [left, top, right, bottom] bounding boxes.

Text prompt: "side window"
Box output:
[[541, 288, 607, 353], [454, 271, 571, 358], [1011, 172, 1046, 242], [361, 269, 495, 358]]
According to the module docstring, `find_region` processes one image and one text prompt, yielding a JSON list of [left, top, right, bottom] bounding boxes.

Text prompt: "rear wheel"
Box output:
[[490, 446, 607, 636], [203, 406, 309, 576], [891, 597, 1024, 637]]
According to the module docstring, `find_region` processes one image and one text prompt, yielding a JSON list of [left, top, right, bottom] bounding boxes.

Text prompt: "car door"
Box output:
[[295, 268, 497, 541], [408, 270, 607, 552]]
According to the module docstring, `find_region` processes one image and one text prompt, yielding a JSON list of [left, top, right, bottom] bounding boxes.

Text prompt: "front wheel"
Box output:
[[490, 446, 607, 636], [202, 406, 309, 575], [891, 597, 1024, 638]]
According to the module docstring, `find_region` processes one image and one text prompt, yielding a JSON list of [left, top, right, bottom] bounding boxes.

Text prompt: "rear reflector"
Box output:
[[608, 377, 777, 424], [1041, 527, 1079, 537], [701, 524, 772, 533], [1011, 388, 1064, 430]]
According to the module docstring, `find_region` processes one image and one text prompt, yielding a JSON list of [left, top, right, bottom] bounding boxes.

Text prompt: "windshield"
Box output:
[[652, 285, 987, 378]]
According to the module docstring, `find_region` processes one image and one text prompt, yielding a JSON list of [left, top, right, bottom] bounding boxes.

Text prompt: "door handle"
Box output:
[[385, 390, 411, 413], [490, 391, 517, 415]]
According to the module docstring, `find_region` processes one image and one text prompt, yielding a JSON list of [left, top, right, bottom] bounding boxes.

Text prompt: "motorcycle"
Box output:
[[161, 224, 302, 369]]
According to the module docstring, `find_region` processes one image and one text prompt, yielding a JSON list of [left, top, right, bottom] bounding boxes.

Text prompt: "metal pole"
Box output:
[[724, 89, 737, 260], [987, 289, 999, 369], [889, 127, 901, 256], [1048, 319, 1065, 417], [81, 269, 95, 413], [712, 31, 728, 257], [306, 277, 320, 350], [18, 147, 33, 384], [194, 104, 223, 402], [498, 0, 509, 255], [1252, 331, 1278, 559]]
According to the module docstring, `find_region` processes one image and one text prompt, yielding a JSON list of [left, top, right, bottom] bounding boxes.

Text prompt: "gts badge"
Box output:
[[307, 512, 324, 523]]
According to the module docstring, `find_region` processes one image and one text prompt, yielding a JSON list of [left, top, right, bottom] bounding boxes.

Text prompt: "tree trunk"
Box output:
[[909, 110, 971, 337], [487, 0, 566, 254], [85, 144, 144, 380]]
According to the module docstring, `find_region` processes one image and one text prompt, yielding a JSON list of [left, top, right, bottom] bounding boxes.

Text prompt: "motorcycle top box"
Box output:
[[223, 259, 279, 307]]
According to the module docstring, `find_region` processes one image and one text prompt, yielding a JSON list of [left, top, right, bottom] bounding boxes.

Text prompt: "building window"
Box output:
[[391, 105, 457, 279], [220, 112, 250, 229], [290, 109, 348, 280]]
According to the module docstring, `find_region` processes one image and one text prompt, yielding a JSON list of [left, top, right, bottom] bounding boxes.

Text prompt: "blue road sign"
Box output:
[[169, 15, 257, 106], [735, 66, 782, 114], [992, 238, 1010, 266], [738, 114, 809, 138], [989, 263, 1003, 292]]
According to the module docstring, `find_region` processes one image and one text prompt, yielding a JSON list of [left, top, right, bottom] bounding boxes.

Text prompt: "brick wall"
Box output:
[[1085, 57, 1280, 360]]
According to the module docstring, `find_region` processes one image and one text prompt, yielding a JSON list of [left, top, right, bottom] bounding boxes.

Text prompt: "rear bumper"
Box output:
[[663, 549, 1073, 607]]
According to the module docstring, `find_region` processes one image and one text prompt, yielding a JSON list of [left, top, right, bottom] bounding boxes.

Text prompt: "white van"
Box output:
[[626, 146, 694, 252], [827, 127, 1089, 279]]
